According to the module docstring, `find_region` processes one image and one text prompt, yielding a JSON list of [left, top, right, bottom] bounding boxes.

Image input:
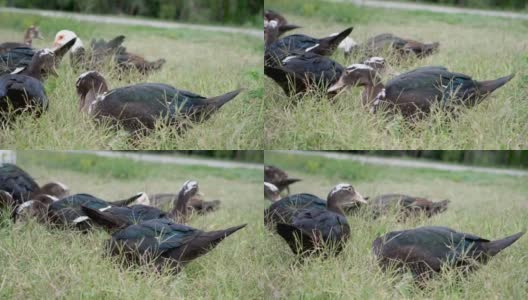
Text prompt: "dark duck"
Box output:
[[0, 25, 44, 54], [264, 182, 281, 202], [264, 52, 344, 97], [150, 190, 221, 216], [264, 10, 301, 37], [271, 184, 366, 256], [78, 181, 201, 232], [264, 184, 367, 230], [80, 209, 246, 273], [264, 165, 301, 195], [372, 226, 525, 282], [0, 37, 76, 78], [369, 193, 450, 220], [75, 71, 242, 133], [265, 26, 353, 66], [0, 49, 58, 120], [359, 33, 439, 59], [0, 163, 69, 205], [45, 192, 148, 230], [328, 64, 515, 118], [53, 30, 165, 75]]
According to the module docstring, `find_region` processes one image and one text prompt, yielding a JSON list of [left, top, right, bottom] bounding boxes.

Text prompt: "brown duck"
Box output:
[[0, 25, 43, 54], [264, 10, 301, 37], [75, 71, 242, 133], [359, 33, 439, 59], [369, 193, 450, 219], [264, 165, 301, 195], [373, 226, 525, 282], [328, 64, 515, 118]]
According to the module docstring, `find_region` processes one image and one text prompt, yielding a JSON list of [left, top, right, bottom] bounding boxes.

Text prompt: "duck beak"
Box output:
[[328, 77, 346, 93], [353, 191, 368, 204]]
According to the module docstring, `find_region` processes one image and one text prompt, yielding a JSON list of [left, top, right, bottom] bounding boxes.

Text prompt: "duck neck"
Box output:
[[23, 29, 33, 46], [79, 82, 108, 113], [326, 197, 345, 216], [169, 191, 191, 223], [363, 80, 385, 106], [25, 60, 43, 81]]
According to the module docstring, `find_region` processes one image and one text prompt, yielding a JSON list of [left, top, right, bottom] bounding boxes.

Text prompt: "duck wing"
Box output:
[[0, 163, 39, 203]]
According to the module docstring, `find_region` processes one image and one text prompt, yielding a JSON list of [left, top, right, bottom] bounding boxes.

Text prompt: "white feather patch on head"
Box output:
[[338, 37, 357, 52], [264, 182, 279, 192], [282, 56, 297, 63], [346, 64, 373, 71], [99, 206, 112, 212], [305, 43, 320, 52], [73, 216, 90, 224], [78, 71, 96, 81], [11, 67, 26, 74], [182, 180, 198, 194], [16, 200, 35, 214], [53, 181, 69, 191], [329, 183, 352, 196], [48, 195, 59, 202], [38, 49, 54, 57], [134, 192, 150, 205], [268, 20, 278, 28], [364, 56, 385, 64]]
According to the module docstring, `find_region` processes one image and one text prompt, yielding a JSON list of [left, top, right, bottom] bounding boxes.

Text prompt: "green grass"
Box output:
[[263, 151, 528, 299], [264, 0, 528, 150], [0, 13, 263, 149], [0, 152, 265, 299]]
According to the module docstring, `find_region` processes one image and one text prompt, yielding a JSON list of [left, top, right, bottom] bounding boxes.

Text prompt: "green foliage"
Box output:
[[391, 0, 528, 11], [8, 0, 263, 27], [0, 161, 264, 299], [263, 152, 528, 299], [265, 152, 526, 186], [0, 13, 263, 150], [17, 151, 262, 182], [264, 0, 528, 150]]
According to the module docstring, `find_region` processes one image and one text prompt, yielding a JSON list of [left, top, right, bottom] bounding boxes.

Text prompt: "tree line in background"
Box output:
[[393, 0, 527, 10], [2, 0, 262, 26], [149, 151, 264, 163], [348, 151, 528, 168]]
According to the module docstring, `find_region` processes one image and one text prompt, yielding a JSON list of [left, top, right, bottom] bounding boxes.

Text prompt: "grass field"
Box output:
[[0, 152, 264, 299], [264, 0, 528, 150], [0, 13, 263, 150], [263, 151, 528, 299]]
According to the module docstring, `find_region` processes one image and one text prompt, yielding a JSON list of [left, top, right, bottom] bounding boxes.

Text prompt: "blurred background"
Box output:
[[339, 151, 528, 168], [0, 0, 263, 27], [390, 0, 528, 10]]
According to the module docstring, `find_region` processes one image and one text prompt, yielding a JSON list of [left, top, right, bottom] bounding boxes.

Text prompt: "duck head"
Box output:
[[327, 183, 367, 214], [264, 182, 281, 202], [53, 30, 84, 52], [13, 199, 48, 223], [363, 57, 386, 72], [327, 63, 380, 93], [76, 71, 109, 113], [38, 182, 69, 199], [171, 180, 199, 223], [428, 199, 450, 217], [18, 49, 58, 80], [264, 20, 280, 46], [24, 25, 43, 45]]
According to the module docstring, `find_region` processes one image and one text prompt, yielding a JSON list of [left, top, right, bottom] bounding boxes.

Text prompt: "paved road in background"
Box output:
[[69, 151, 263, 170], [328, 0, 528, 20], [275, 151, 528, 177], [0, 7, 262, 39]]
